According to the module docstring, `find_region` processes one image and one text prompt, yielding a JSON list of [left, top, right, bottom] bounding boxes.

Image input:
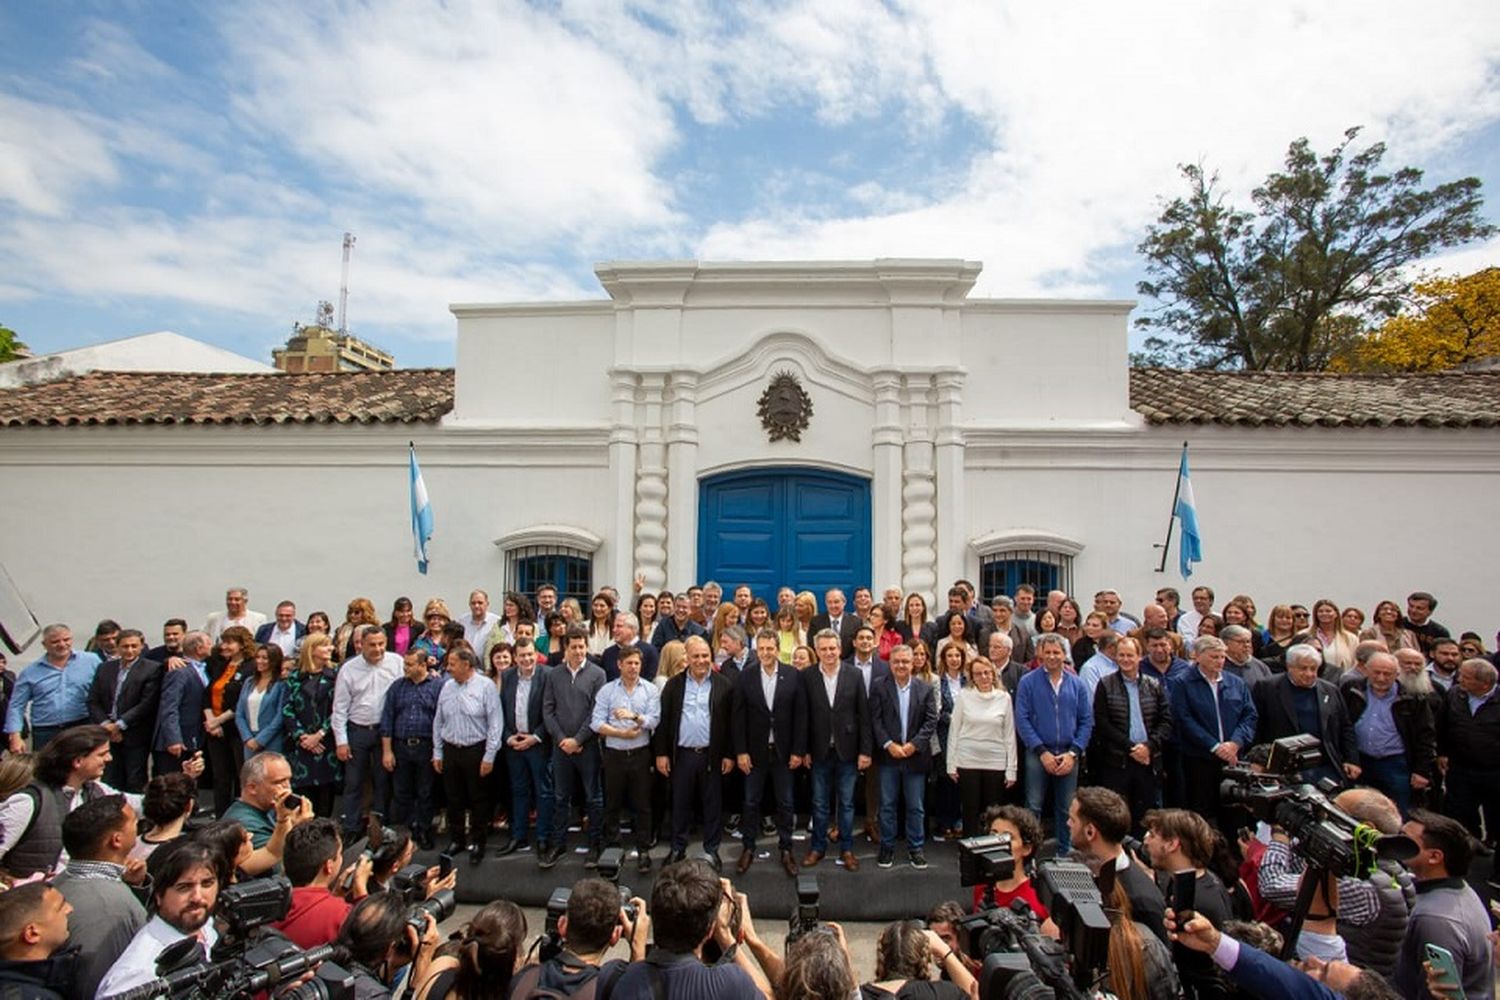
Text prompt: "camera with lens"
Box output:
[[1220, 736, 1415, 879], [958, 860, 1111, 1000], [388, 862, 432, 904], [540, 886, 572, 964], [785, 874, 824, 946], [99, 877, 355, 1000], [404, 889, 457, 940], [595, 847, 637, 926], [958, 834, 1016, 892]]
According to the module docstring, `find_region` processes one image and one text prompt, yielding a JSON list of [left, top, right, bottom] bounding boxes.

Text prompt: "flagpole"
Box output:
[[1154, 441, 1188, 573]]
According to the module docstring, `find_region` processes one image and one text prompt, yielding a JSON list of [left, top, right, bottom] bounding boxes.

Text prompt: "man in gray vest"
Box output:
[[53, 794, 149, 999], [0, 725, 127, 879]]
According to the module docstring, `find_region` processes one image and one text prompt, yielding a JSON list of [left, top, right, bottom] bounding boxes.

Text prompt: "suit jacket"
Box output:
[[809, 614, 861, 659], [802, 665, 872, 763], [501, 665, 551, 747], [841, 656, 890, 699], [154, 662, 208, 751], [599, 641, 661, 682], [1169, 668, 1256, 759], [1253, 675, 1357, 772], [870, 675, 939, 771], [235, 680, 288, 754], [379, 621, 424, 652], [87, 656, 163, 746], [731, 663, 808, 765], [653, 670, 735, 767], [255, 621, 308, 647]]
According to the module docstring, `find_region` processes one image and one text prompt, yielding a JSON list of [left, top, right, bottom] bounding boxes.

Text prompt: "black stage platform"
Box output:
[[419, 835, 966, 922]]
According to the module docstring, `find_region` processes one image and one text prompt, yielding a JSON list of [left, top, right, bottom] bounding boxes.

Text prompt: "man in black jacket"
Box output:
[[1253, 644, 1359, 786], [1090, 636, 1172, 832], [1067, 786, 1167, 943], [1343, 651, 1436, 817], [1438, 657, 1500, 847], [85, 629, 161, 793], [501, 639, 552, 856], [0, 882, 75, 999], [800, 628, 871, 872], [653, 636, 734, 869], [731, 629, 806, 876]]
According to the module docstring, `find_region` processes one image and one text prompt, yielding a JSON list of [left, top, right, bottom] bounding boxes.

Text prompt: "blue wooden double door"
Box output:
[[697, 468, 872, 602]]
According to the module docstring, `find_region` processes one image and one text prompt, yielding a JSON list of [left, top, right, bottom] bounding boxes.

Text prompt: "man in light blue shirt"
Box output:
[[6, 624, 100, 752], [592, 646, 661, 870], [432, 647, 502, 863], [1079, 631, 1121, 699]]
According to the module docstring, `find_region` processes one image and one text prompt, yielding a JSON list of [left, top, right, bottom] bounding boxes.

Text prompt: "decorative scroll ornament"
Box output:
[[757, 370, 813, 443]]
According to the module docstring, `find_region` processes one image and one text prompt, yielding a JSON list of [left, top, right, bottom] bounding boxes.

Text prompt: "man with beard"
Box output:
[[97, 840, 220, 996]]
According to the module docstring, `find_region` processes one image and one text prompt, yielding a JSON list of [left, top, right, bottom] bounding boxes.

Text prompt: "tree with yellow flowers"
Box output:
[[1334, 268, 1500, 372]]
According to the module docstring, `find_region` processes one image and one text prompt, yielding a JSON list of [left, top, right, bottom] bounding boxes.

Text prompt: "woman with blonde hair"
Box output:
[[284, 632, 340, 816], [0, 752, 35, 800], [774, 605, 800, 664], [1310, 598, 1358, 673], [793, 591, 818, 645], [947, 656, 1016, 835], [333, 597, 380, 661], [709, 602, 740, 655], [654, 639, 687, 690]]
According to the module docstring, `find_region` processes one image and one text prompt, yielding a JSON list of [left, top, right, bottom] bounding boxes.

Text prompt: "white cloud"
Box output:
[[0, 94, 119, 216]]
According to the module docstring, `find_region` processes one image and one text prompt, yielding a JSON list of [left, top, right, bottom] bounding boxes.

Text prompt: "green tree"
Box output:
[[0, 325, 28, 363], [1135, 128, 1495, 370], [1332, 268, 1500, 372]]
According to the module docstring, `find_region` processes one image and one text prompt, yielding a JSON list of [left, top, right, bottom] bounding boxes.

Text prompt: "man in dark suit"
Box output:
[[922, 586, 984, 651], [809, 588, 861, 660], [599, 611, 660, 682], [86, 628, 162, 792], [870, 643, 938, 869], [1090, 636, 1173, 831], [653, 635, 734, 869], [254, 601, 307, 659], [844, 624, 889, 841], [801, 627, 871, 871], [153, 630, 211, 778], [500, 639, 552, 855], [731, 628, 807, 876], [1253, 643, 1360, 786]]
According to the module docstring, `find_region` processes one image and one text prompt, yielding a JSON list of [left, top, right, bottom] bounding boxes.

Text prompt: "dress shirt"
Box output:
[[820, 668, 839, 708], [514, 673, 533, 733], [590, 678, 661, 750], [462, 612, 500, 651], [330, 653, 403, 744], [266, 626, 298, 658], [379, 673, 444, 741], [1123, 674, 1148, 744], [894, 680, 912, 745], [759, 667, 777, 715], [853, 657, 874, 693], [5, 650, 100, 732], [432, 673, 502, 760], [1355, 685, 1404, 757], [678, 673, 713, 748], [1079, 653, 1119, 699], [110, 657, 139, 723], [1467, 685, 1496, 715], [97, 915, 219, 997]]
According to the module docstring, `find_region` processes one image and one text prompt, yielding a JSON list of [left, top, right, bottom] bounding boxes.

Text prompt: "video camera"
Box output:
[[958, 860, 1111, 1000], [1220, 736, 1415, 879], [958, 834, 1017, 893], [99, 877, 356, 1000], [785, 874, 823, 947]]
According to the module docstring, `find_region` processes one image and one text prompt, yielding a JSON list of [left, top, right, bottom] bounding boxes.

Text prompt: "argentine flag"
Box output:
[[409, 444, 433, 575], [1174, 446, 1202, 579]]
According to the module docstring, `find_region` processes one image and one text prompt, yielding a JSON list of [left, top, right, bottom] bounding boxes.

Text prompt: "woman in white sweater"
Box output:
[[946, 657, 1017, 836]]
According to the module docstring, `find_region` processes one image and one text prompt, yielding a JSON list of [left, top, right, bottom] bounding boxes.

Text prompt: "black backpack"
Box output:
[[508, 957, 629, 1000]]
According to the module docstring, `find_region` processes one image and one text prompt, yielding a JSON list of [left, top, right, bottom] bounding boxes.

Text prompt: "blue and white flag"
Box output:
[[1174, 445, 1202, 579], [409, 444, 433, 575]]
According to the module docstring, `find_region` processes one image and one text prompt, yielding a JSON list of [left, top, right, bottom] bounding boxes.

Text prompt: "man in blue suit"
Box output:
[[154, 630, 212, 777], [1169, 635, 1257, 832], [870, 643, 939, 869], [254, 601, 307, 659], [499, 638, 552, 855], [731, 628, 807, 876]]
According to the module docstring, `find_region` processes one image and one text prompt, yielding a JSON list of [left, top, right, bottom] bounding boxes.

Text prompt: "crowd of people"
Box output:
[[0, 579, 1493, 1000]]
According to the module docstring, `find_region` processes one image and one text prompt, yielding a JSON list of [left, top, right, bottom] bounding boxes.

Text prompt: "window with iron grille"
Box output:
[[980, 548, 1074, 604], [506, 545, 593, 607]]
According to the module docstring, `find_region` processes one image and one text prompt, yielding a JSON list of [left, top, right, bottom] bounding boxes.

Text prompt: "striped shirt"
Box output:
[[590, 678, 661, 750], [432, 673, 502, 760]]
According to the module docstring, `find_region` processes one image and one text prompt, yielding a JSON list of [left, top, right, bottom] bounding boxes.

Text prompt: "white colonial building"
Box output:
[[1, 259, 1497, 654]]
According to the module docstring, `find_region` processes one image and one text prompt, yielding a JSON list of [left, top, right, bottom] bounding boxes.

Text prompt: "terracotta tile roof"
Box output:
[[0, 369, 454, 427], [3, 367, 1498, 429], [1129, 369, 1500, 428]]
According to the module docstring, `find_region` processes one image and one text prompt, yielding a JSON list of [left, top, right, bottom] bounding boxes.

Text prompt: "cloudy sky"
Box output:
[[3, 1, 1498, 367]]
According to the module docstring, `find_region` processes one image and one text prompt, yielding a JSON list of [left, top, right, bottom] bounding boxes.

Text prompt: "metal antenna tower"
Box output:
[[337, 232, 356, 335]]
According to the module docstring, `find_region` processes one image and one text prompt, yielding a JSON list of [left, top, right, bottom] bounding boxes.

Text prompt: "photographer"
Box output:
[[219, 751, 312, 870], [1066, 786, 1168, 942], [415, 900, 527, 1000], [1167, 908, 1398, 1000], [610, 859, 773, 1000], [777, 925, 856, 1000], [1256, 807, 1380, 962], [333, 891, 443, 1000], [507, 877, 649, 998], [97, 839, 221, 996], [1142, 809, 1234, 1000], [862, 920, 975, 1000], [273, 817, 372, 948]]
